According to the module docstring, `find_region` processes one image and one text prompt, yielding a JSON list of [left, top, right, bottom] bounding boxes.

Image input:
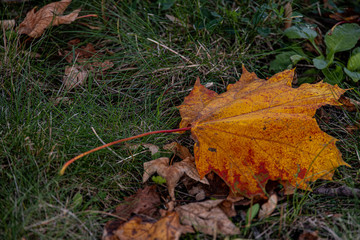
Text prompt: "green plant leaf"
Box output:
[[313, 56, 329, 70], [246, 203, 260, 227], [290, 54, 308, 65], [347, 47, 360, 71], [322, 64, 344, 85], [325, 23, 360, 55], [344, 67, 360, 82], [284, 25, 317, 40], [297, 68, 319, 85], [157, 0, 176, 10], [152, 175, 167, 184], [270, 51, 294, 72]]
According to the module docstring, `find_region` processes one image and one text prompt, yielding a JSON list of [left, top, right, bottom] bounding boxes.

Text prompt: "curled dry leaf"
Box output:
[[188, 186, 206, 201], [102, 211, 193, 240], [258, 194, 278, 219], [63, 65, 88, 90], [179, 66, 349, 198], [175, 199, 240, 236], [143, 157, 209, 204], [163, 142, 193, 160], [114, 185, 161, 220], [17, 0, 81, 38]]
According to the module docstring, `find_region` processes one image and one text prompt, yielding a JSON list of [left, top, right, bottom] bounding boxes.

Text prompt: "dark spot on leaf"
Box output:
[[263, 126, 266, 130], [208, 147, 217, 152]]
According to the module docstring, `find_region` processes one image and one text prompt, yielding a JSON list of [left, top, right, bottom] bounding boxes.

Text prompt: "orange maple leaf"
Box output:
[[179, 66, 350, 198]]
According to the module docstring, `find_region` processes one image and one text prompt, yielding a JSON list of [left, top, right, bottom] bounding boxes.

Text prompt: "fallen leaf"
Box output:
[[188, 186, 206, 201], [63, 65, 88, 90], [0, 19, 16, 30], [102, 212, 192, 240], [245, 203, 260, 227], [64, 42, 96, 63], [114, 185, 161, 220], [143, 157, 209, 203], [17, 0, 81, 38], [258, 193, 278, 219], [283, 2, 292, 30], [175, 199, 240, 236], [338, 95, 359, 112], [163, 142, 193, 160], [298, 230, 319, 240], [179, 66, 349, 198], [87, 60, 114, 71], [60, 40, 114, 71], [127, 143, 160, 156]]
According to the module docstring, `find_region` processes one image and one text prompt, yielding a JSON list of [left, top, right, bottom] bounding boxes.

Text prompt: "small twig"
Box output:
[[152, 64, 199, 73], [313, 185, 360, 198], [91, 127, 124, 161], [117, 150, 148, 163], [147, 38, 193, 64]]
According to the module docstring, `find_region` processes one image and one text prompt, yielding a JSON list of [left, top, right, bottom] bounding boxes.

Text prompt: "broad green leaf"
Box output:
[[325, 23, 360, 54], [322, 64, 344, 85], [297, 68, 319, 85], [246, 203, 260, 226], [347, 47, 360, 71], [344, 67, 360, 82], [270, 51, 294, 72], [313, 56, 329, 70], [290, 54, 308, 65], [157, 0, 176, 10], [284, 25, 317, 40]]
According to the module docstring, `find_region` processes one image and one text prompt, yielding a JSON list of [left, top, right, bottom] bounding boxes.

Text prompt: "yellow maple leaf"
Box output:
[[179, 66, 350, 198]]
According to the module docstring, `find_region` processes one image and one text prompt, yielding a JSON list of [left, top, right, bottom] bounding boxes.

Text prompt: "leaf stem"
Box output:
[[59, 127, 192, 175]]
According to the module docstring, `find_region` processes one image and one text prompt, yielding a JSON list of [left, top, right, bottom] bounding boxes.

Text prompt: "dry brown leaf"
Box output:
[[283, 2, 292, 30], [0, 20, 15, 30], [175, 199, 240, 236], [298, 230, 320, 240], [179, 66, 349, 198], [64, 42, 96, 63], [279, 180, 296, 195], [338, 95, 359, 112], [258, 194, 278, 219], [218, 199, 237, 217], [63, 65, 88, 90], [143, 157, 209, 203], [126, 143, 160, 155], [188, 186, 206, 201], [102, 212, 192, 240], [60, 40, 114, 71], [87, 60, 114, 71], [17, 0, 81, 38], [114, 185, 161, 220], [163, 142, 193, 160]]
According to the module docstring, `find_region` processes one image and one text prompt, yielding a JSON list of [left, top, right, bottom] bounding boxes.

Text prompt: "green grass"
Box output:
[[1, 0, 360, 239]]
